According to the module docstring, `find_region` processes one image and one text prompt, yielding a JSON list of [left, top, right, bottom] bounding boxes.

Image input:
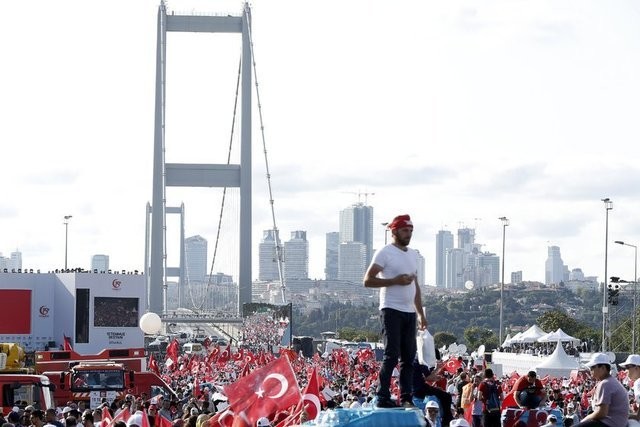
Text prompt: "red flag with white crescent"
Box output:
[[224, 357, 301, 427], [300, 366, 321, 421], [443, 358, 463, 374]]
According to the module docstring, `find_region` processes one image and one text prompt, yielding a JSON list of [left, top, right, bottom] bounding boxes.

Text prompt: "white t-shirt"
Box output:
[[634, 379, 640, 400], [370, 244, 418, 313]]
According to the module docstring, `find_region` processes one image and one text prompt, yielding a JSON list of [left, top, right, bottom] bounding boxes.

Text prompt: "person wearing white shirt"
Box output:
[[620, 354, 640, 426]]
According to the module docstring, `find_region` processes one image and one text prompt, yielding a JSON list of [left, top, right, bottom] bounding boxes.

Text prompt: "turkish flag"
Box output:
[[443, 358, 463, 374], [166, 339, 179, 364], [101, 406, 113, 427], [208, 408, 235, 427], [104, 407, 130, 427], [156, 415, 172, 427], [141, 410, 151, 427], [148, 353, 160, 375], [224, 356, 301, 427], [300, 366, 321, 421], [63, 334, 73, 351]]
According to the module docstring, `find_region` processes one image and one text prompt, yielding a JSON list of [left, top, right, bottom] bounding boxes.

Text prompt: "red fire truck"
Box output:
[[35, 348, 146, 373], [35, 348, 175, 407], [0, 344, 55, 415]]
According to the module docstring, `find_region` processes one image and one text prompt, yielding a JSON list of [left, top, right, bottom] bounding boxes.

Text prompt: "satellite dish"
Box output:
[[464, 280, 475, 290], [477, 344, 486, 355], [458, 344, 467, 354], [448, 343, 459, 354]]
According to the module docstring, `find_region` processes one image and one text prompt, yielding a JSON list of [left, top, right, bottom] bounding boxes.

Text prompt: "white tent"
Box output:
[[501, 333, 513, 347], [535, 341, 581, 377], [505, 332, 523, 346], [512, 325, 547, 343], [538, 328, 580, 344]]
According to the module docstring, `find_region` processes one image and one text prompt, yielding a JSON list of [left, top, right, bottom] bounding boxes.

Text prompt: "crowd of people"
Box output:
[[5, 340, 640, 427], [5, 215, 640, 426]]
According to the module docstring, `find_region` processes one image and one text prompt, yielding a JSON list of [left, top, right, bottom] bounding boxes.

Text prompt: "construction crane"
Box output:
[[342, 190, 376, 205]]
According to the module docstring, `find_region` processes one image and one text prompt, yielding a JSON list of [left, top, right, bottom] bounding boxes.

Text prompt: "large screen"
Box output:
[[0, 290, 31, 334], [94, 297, 139, 328]]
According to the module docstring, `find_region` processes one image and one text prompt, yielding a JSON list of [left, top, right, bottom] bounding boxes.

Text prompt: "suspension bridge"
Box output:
[[144, 1, 287, 324]]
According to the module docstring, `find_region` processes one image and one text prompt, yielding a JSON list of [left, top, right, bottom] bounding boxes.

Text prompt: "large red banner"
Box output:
[[0, 290, 31, 334]]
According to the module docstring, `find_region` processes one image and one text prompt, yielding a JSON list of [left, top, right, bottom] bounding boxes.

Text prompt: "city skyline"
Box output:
[[2, 1, 640, 288]]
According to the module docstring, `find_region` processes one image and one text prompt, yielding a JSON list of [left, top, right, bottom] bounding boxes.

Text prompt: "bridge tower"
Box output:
[[148, 2, 253, 315]]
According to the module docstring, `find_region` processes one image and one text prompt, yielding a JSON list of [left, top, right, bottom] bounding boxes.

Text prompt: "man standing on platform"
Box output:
[[364, 214, 428, 408]]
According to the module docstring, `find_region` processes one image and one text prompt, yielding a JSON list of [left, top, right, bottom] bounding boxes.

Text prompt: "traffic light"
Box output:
[[608, 283, 620, 305]]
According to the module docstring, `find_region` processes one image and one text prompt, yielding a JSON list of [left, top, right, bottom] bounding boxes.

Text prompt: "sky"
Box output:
[[2, 0, 640, 287]]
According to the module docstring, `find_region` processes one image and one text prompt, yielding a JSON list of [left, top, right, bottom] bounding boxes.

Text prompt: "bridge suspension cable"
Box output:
[[247, 10, 286, 304], [187, 57, 243, 312]]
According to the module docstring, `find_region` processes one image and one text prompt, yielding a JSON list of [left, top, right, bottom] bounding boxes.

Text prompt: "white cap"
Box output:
[[256, 417, 271, 427], [425, 400, 439, 409], [585, 352, 611, 368], [620, 354, 640, 367], [126, 411, 144, 427]]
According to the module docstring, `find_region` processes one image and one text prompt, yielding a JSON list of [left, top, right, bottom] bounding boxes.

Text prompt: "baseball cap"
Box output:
[[548, 415, 557, 421], [388, 215, 413, 230], [62, 407, 74, 415], [425, 400, 439, 409], [620, 354, 640, 367], [585, 352, 611, 368], [190, 408, 198, 416]]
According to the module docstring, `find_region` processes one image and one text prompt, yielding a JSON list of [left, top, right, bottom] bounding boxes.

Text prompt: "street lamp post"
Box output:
[[615, 240, 637, 353], [499, 216, 509, 347], [381, 222, 389, 245], [601, 198, 613, 352], [64, 215, 73, 270]]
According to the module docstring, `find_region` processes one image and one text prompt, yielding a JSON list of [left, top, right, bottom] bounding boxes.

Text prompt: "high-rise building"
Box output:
[[435, 230, 454, 287], [446, 248, 465, 289], [338, 242, 367, 283], [416, 250, 426, 287], [185, 235, 207, 282], [457, 228, 475, 251], [284, 231, 309, 280], [511, 270, 523, 284], [91, 254, 109, 272], [10, 250, 22, 271], [339, 203, 374, 264], [545, 246, 565, 285], [259, 230, 281, 281], [325, 232, 339, 280], [477, 252, 500, 286]]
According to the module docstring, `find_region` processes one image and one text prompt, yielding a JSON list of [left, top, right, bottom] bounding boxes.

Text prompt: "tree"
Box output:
[[433, 331, 457, 349], [464, 326, 498, 350], [537, 310, 580, 335]]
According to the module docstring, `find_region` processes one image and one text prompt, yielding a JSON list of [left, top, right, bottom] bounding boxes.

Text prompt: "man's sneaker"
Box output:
[[400, 400, 417, 409], [375, 399, 397, 408]]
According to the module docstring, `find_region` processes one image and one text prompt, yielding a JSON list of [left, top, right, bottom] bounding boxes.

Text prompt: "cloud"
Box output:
[[263, 164, 457, 194], [24, 169, 79, 186]]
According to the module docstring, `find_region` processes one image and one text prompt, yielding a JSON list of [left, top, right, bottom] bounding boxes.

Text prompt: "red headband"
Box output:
[[388, 214, 413, 230]]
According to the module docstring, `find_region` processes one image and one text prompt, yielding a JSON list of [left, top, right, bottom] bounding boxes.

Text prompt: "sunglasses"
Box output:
[[427, 409, 439, 413]]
